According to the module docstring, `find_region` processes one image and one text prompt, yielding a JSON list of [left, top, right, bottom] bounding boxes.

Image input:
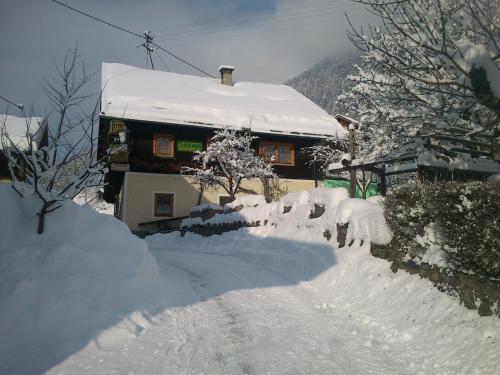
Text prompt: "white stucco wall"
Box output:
[[121, 172, 317, 232]]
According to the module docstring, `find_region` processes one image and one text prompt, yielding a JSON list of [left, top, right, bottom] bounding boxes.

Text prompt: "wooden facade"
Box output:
[[99, 117, 325, 203]]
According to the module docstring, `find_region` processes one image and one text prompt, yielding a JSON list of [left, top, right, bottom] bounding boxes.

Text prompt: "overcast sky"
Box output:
[[0, 0, 375, 117]]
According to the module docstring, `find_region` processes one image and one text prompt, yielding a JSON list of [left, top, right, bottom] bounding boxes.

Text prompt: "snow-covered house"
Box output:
[[98, 63, 346, 232], [0, 114, 48, 180]]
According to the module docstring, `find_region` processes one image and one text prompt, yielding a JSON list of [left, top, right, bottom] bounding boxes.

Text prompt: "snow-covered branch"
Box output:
[[341, 0, 500, 159], [303, 136, 347, 170]]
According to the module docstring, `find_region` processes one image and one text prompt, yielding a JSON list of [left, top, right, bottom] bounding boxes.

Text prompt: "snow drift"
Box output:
[[182, 187, 392, 246], [0, 183, 163, 375]]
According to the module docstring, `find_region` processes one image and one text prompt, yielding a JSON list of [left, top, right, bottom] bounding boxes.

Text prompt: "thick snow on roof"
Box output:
[[417, 151, 500, 173], [0, 114, 46, 150], [101, 63, 346, 138]]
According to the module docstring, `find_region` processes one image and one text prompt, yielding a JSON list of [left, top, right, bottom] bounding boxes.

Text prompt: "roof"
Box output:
[[328, 151, 500, 175], [101, 63, 346, 139], [0, 114, 46, 151], [218, 65, 235, 72], [334, 114, 360, 129]]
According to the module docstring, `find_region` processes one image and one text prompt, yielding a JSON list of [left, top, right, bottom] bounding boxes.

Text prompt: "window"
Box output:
[[109, 120, 126, 145], [259, 141, 294, 166], [154, 193, 174, 217], [153, 134, 174, 157], [110, 120, 125, 134]]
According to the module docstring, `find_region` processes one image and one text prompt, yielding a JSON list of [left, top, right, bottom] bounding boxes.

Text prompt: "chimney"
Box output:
[[218, 65, 235, 86]]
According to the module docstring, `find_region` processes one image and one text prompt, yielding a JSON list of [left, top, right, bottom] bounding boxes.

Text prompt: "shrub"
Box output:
[[384, 180, 500, 278], [384, 182, 438, 261]]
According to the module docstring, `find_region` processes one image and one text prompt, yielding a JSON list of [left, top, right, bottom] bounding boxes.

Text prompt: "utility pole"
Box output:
[[142, 31, 155, 70], [348, 123, 357, 198]]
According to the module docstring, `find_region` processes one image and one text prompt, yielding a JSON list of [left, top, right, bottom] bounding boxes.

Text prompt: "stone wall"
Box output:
[[369, 243, 500, 317]]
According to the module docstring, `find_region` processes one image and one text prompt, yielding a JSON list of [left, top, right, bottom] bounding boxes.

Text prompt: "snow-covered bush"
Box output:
[[384, 181, 500, 278], [384, 183, 438, 261], [434, 181, 500, 278]]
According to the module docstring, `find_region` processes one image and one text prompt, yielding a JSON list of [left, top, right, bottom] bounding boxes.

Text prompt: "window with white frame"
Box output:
[[154, 193, 174, 217]]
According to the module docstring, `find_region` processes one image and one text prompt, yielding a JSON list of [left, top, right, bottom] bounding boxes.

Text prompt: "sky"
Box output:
[[0, 0, 375, 117]]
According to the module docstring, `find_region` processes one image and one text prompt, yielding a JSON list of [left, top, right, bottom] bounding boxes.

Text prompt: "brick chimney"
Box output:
[[218, 65, 235, 86]]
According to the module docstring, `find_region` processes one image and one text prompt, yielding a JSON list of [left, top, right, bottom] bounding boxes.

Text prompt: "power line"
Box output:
[[155, 1, 355, 41], [0, 95, 23, 110], [154, 50, 171, 72], [49, 0, 143, 38], [166, 8, 365, 48], [151, 0, 345, 34], [151, 42, 214, 77], [48, 0, 214, 77]]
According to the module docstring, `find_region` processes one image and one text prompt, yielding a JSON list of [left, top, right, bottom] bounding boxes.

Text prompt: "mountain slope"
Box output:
[[286, 55, 359, 115]]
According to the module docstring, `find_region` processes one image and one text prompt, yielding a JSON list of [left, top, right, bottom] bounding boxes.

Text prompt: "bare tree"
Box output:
[[304, 136, 347, 170], [182, 128, 276, 201], [356, 170, 373, 199], [0, 48, 118, 234], [341, 0, 500, 159]]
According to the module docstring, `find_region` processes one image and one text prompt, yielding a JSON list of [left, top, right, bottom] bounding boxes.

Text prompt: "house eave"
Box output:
[[99, 113, 341, 140]]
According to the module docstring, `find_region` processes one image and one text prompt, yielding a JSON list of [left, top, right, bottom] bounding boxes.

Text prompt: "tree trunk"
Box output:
[[350, 169, 357, 198], [348, 127, 356, 198], [261, 177, 271, 202], [380, 164, 387, 196], [228, 177, 235, 200], [37, 205, 47, 234], [197, 184, 204, 205]]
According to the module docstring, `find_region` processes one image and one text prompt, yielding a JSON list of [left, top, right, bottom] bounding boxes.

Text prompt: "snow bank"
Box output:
[[280, 190, 311, 208], [182, 187, 390, 246], [225, 194, 267, 209], [73, 188, 114, 215], [336, 198, 392, 245], [315, 242, 500, 374], [309, 187, 350, 209], [0, 183, 163, 374]]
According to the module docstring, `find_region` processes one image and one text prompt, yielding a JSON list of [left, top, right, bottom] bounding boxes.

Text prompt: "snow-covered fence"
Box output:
[[181, 196, 272, 236]]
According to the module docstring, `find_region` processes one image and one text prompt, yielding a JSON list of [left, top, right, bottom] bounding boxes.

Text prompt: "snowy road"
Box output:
[[154, 250, 403, 374], [52, 249, 400, 374], [49, 228, 500, 374]]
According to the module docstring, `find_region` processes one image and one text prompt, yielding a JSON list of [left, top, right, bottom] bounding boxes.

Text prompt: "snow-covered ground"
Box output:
[[73, 188, 114, 215], [47, 193, 500, 374]]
